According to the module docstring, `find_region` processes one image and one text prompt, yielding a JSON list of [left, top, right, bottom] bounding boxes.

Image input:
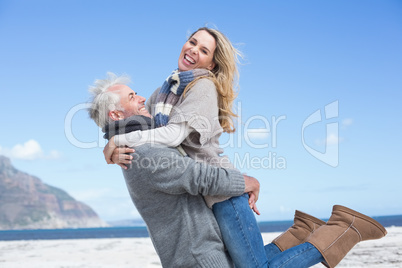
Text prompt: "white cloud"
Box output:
[[70, 188, 112, 202], [47, 150, 62, 160], [11, 139, 43, 160], [0, 139, 61, 160], [315, 133, 343, 146], [342, 118, 353, 127], [326, 133, 342, 145], [279, 205, 292, 213], [246, 128, 270, 140]]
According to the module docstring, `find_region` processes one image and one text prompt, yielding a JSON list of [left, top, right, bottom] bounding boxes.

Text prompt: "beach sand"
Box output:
[[0, 227, 401, 268]]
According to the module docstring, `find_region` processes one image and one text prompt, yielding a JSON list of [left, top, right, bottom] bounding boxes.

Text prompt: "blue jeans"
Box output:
[[212, 194, 324, 268]]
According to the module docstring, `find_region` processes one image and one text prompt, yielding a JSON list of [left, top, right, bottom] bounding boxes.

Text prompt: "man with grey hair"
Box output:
[[88, 72, 388, 268], [89, 72, 151, 129], [88, 72, 260, 267]]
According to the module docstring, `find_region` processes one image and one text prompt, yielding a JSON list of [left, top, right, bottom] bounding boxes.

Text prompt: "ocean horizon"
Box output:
[[1, 214, 401, 241]]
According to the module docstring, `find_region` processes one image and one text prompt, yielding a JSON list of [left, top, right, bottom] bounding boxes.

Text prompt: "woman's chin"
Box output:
[[178, 61, 195, 72]]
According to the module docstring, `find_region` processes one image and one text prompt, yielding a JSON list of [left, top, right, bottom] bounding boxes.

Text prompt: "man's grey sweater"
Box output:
[[122, 144, 245, 267]]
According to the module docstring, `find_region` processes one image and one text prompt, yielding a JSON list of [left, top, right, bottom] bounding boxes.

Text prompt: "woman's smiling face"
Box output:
[[178, 30, 216, 72]]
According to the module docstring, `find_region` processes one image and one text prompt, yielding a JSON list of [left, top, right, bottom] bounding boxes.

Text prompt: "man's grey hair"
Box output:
[[88, 72, 131, 128]]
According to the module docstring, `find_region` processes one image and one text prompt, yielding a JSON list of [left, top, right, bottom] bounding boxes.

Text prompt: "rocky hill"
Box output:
[[0, 155, 108, 230]]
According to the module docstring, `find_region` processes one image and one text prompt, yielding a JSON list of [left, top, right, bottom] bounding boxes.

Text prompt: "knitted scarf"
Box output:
[[102, 115, 153, 140], [154, 68, 210, 128]]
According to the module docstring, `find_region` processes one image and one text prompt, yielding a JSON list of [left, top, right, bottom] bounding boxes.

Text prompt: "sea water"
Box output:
[[1, 214, 401, 241]]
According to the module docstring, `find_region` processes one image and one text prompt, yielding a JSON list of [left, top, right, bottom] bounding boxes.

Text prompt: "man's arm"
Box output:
[[130, 145, 258, 198]]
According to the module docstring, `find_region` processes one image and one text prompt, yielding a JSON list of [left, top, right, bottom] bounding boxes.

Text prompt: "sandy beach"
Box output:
[[0, 227, 401, 268]]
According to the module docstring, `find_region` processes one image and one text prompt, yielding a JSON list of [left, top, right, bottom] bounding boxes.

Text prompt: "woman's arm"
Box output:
[[114, 122, 193, 148], [103, 122, 193, 166], [105, 78, 218, 166]]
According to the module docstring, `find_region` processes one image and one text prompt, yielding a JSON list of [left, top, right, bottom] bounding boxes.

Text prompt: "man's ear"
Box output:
[[109, 110, 123, 121]]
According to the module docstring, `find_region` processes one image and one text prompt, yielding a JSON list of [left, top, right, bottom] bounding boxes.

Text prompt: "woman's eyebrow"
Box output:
[[191, 37, 211, 53], [202, 46, 211, 53]]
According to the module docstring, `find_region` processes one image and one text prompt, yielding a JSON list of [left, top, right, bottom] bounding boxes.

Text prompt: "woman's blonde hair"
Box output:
[[184, 27, 241, 133]]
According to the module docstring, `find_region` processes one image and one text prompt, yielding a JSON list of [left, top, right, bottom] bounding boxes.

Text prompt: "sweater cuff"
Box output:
[[114, 132, 140, 147], [198, 251, 233, 268], [225, 169, 246, 196]]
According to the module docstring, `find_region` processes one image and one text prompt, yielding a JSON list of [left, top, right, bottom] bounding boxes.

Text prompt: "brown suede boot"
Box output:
[[272, 210, 326, 251], [306, 205, 387, 268]]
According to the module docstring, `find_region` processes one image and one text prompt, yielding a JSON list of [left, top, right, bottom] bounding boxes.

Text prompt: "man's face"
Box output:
[[108, 85, 151, 119]]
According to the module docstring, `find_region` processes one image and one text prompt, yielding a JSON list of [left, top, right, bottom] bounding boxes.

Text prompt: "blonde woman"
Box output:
[[103, 27, 386, 268]]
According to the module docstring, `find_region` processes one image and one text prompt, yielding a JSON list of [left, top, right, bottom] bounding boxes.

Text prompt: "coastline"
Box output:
[[0, 227, 401, 267]]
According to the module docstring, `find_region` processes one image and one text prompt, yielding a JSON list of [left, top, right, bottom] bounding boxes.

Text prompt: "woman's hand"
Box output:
[[248, 192, 261, 215], [243, 174, 261, 215]]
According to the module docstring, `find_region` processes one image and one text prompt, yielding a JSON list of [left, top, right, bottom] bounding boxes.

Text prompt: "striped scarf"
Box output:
[[154, 69, 210, 128]]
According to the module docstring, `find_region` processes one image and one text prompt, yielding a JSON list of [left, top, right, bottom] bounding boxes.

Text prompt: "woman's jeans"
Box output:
[[212, 194, 325, 268]]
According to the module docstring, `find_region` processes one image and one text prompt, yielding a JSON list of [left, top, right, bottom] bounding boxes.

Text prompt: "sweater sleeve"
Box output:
[[168, 78, 222, 146], [133, 146, 245, 197], [114, 122, 193, 147]]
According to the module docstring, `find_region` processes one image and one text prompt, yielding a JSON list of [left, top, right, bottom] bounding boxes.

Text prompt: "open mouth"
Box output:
[[184, 54, 195, 64]]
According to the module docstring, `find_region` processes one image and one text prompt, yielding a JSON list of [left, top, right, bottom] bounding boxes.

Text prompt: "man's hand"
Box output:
[[111, 147, 135, 169], [103, 137, 135, 169], [103, 137, 117, 164], [243, 174, 261, 215]]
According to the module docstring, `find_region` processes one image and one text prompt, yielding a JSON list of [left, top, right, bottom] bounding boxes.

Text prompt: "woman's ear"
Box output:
[[207, 61, 216, 71]]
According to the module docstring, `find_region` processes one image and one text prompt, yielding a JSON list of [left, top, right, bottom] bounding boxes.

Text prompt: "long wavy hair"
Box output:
[[184, 27, 241, 133]]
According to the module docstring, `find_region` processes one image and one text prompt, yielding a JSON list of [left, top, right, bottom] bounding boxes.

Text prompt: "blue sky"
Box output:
[[0, 0, 401, 222]]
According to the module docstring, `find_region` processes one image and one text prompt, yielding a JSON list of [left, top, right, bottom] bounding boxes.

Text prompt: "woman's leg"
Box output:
[[306, 205, 387, 267], [271, 210, 326, 252], [265, 210, 326, 262], [212, 194, 268, 268], [264, 243, 282, 262], [267, 242, 323, 268]]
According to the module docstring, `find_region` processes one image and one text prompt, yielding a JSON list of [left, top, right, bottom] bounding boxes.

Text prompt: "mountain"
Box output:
[[0, 155, 108, 230]]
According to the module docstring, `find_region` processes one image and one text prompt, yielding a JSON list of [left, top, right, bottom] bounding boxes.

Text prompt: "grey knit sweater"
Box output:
[[122, 144, 244, 267], [146, 78, 237, 207]]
